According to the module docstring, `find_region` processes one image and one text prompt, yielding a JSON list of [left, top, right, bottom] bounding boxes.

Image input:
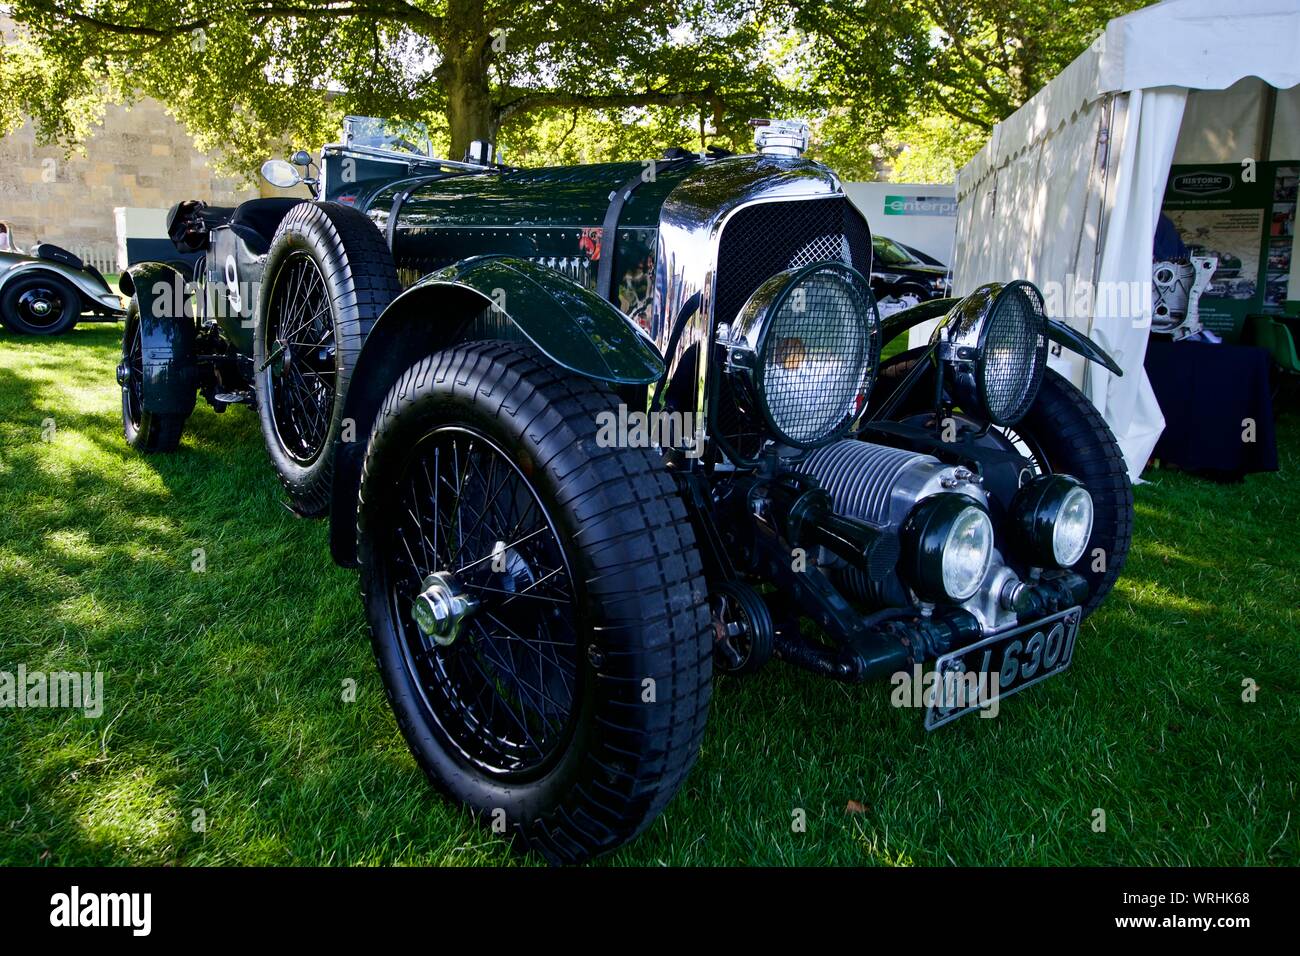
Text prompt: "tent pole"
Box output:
[[1083, 93, 1120, 398], [1259, 84, 1277, 161]]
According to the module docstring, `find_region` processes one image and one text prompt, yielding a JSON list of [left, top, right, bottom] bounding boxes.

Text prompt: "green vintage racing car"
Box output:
[[117, 116, 1133, 863]]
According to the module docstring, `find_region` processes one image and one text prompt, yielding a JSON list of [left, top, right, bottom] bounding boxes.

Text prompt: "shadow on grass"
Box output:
[[1, 328, 1297, 866], [0, 345, 500, 866]]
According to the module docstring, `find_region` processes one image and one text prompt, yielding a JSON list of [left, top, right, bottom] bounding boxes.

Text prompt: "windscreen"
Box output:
[[343, 116, 433, 157]]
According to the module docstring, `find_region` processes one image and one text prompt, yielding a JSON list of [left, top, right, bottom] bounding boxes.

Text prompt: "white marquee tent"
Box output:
[[917, 0, 1300, 479]]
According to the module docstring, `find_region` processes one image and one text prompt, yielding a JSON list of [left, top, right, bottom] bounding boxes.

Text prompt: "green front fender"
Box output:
[[388, 255, 664, 385], [328, 255, 663, 568]]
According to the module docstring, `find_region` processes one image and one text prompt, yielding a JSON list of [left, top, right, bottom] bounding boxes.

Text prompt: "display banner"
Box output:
[[1161, 161, 1297, 335]]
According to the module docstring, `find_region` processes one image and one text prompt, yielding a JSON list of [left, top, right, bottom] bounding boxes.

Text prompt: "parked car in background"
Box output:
[[899, 242, 947, 268], [0, 224, 125, 335], [871, 233, 952, 315]]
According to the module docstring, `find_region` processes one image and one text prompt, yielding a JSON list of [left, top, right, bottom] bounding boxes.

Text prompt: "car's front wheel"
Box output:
[[357, 341, 712, 863]]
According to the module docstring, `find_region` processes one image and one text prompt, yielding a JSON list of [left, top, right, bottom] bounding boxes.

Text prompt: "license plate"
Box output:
[[924, 606, 1082, 730]]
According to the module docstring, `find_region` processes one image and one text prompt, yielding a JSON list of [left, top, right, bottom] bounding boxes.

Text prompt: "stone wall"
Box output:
[[0, 97, 261, 267]]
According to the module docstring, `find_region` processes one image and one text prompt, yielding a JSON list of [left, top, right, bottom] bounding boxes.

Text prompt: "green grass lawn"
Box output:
[[1, 323, 1297, 866]]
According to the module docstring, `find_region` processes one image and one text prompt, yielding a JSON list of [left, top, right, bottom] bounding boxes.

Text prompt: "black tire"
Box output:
[[253, 201, 400, 516], [357, 341, 712, 864], [875, 350, 1133, 617], [120, 301, 189, 452], [0, 272, 81, 335]]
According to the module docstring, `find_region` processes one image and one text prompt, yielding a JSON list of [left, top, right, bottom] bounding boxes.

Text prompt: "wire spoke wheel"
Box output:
[[358, 343, 711, 863], [264, 252, 337, 464], [988, 423, 1051, 476], [384, 425, 581, 779], [252, 200, 400, 516]]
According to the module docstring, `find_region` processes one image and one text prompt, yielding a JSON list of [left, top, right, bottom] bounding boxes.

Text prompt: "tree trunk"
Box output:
[[445, 65, 496, 160], [441, 0, 496, 161]]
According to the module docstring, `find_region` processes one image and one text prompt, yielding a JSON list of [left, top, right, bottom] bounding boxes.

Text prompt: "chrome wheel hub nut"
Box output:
[[411, 571, 479, 646]]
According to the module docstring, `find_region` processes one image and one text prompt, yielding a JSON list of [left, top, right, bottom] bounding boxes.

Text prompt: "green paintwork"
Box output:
[[395, 161, 689, 228], [880, 296, 959, 343], [123, 261, 199, 414], [369, 160, 695, 307], [388, 255, 664, 385]]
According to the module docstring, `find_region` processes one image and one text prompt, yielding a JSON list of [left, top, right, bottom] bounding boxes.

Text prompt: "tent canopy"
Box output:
[[938, 0, 1300, 479]]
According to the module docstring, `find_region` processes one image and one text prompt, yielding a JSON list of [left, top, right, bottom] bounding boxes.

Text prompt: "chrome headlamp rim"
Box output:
[[723, 260, 881, 449], [934, 280, 1049, 427], [1011, 474, 1095, 568]]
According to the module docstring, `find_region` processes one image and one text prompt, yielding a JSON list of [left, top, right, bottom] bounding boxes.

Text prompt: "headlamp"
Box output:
[[899, 493, 994, 603], [934, 280, 1048, 426], [1011, 475, 1095, 568], [723, 261, 880, 448]]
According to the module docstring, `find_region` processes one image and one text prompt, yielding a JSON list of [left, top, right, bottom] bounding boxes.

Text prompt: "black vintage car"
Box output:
[[118, 116, 1133, 863], [870, 233, 952, 311]]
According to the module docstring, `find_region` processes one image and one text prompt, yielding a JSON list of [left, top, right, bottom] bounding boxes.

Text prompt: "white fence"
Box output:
[[72, 245, 119, 274]]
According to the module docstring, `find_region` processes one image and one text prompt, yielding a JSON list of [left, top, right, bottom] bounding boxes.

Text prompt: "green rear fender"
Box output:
[[121, 262, 198, 415]]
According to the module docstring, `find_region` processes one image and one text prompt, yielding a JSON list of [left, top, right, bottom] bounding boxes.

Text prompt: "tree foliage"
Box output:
[[2, 0, 790, 172], [0, 0, 1138, 182], [788, 0, 1149, 181]]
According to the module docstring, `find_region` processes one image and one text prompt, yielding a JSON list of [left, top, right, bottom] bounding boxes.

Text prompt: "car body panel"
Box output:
[[376, 255, 664, 385], [0, 249, 125, 317], [357, 161, 695, 325], [124, 261, 199, 414], [203, 223, 268, 356], [881, 293, 1123, 377]]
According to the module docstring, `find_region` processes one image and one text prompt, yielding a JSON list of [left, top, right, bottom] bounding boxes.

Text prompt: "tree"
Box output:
[[788, 0, 1147, 181], [2, 0, 786, 171]]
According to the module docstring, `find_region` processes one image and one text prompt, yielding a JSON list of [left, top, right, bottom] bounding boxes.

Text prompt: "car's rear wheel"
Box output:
[[119, 301, 189, 452], [0, 272, 81, 335], [873, 350, 1133, 617], [254, 201, 400, 516], [357, 341, 712, 863]]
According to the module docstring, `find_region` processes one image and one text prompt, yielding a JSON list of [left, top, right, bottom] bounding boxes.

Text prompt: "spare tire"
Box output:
[[253, 201, 400, 516]]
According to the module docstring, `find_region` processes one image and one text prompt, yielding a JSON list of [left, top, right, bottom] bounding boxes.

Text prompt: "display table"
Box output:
[[1143, 339, 1278, 480]]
